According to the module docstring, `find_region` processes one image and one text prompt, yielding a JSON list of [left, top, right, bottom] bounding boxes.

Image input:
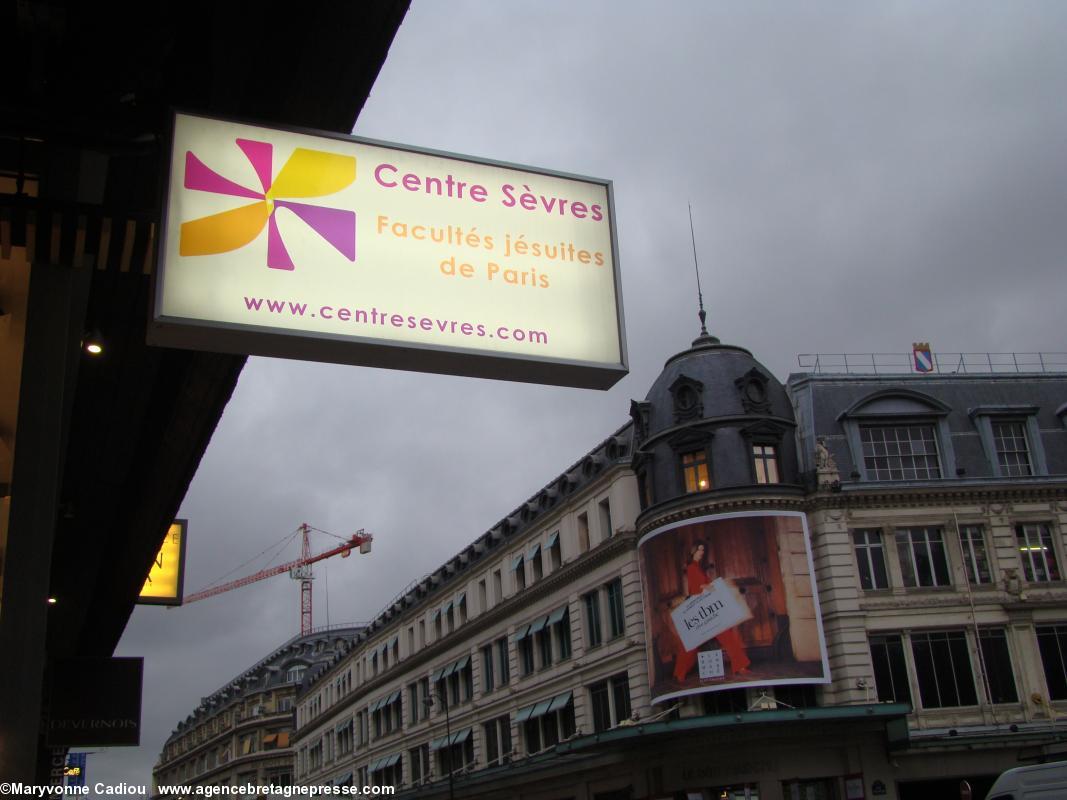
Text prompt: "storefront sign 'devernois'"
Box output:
[[150, 112, 626, 389]]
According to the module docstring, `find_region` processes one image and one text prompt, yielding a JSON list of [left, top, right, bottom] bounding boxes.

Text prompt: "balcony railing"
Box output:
[[797, 352, 1067, 376]]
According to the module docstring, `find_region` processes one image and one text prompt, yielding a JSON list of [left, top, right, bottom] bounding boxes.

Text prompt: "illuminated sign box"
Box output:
[[150, 112, 627, 389], [138, 520, 187, 606]]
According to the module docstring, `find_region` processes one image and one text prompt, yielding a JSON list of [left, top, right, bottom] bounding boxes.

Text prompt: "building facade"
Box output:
[[153, 627, 364, 792], [284, 331, 1067, 800]]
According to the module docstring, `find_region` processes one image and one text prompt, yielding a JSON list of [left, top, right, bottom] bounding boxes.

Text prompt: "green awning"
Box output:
[[389, 635, 399, 648], [430, 668, 445, 683], [368, 697, 382, 713], [528, 615, 550, 634], [450, 727, 472, 745], [514, 704, 535, 723], [442, 600, 453, 615], [547, 690, 572, 713], [387, 690, 401, 705], [527, 543, 541, 559], [510, 553, 524, 570], [455, 592, 466, 607], [441, 662, 456, 678], [530, 699, 553, 719], [335, 772, 353, 787], [431, 608, 441, 621], [546, 531, 559, 549], [367, 757, 384, 772], [383, 752, 401, 768], [512, 624, 531, 642], [453, 654, 470, 672], [429, 736, 449, 751], [546, 606, 567, 626]]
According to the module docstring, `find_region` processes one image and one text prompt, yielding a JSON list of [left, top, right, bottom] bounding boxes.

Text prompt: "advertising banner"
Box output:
[[638, 511, 830, 704], [151, 112, 626, 389]]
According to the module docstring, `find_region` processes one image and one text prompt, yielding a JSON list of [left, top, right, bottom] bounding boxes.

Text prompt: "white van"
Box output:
[[986, 760, 1067, 799]]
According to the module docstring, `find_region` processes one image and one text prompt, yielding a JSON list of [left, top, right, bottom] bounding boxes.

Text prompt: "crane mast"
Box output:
[[182, 523, 372, 635]]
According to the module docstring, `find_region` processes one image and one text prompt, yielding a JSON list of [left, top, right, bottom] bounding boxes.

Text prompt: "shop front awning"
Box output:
[[553, 703, 912, 754]]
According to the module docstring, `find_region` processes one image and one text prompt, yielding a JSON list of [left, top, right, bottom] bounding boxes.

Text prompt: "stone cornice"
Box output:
[[804, 482, 1067, 512], [636, 490, 807, 536]]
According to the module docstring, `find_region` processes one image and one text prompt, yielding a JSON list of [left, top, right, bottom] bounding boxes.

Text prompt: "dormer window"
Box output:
[[669, 375, 704, 423], [860, 424, 941, 481], [970, 406, 1045, 478], [681, 450, 711, 493], [992, 420, 1032, 476], [752, 444, 780, 484], [839, 390, 955, 482]]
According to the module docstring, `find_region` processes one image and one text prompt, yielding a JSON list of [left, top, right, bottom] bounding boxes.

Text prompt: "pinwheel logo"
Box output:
[[179, 138, 356, 271]]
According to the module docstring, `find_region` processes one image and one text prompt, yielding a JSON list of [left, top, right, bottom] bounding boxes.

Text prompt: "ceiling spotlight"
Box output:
[[47, 596, 58, 605], [82, 328, 104, 356]]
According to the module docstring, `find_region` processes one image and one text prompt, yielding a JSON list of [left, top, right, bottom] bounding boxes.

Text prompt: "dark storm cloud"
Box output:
[[91, 2, 1067, 786]]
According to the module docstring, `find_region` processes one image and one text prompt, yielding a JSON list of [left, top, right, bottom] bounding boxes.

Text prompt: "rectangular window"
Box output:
[[895, 527, 951, 588], [701, 687, 748, 715], [1037, 624, 1067, 700], [496, 637, 510, 685], [606, 578, 626, 638], [753, 444, 780, 484], [577, 512, 590, 553], [860, 423, 941, 481], [478, 579, 487, 612], [1017, 523, 1061, 582], [408, 683, 418, 725], [599, 498, 613, 538], [992, 419, 1032, 476], [531, 547, 544, 581], [409, 745, 429, 784], [554, 608, 572, 661], [549, 533, 562, 570], [513, 554, 526, 591], [910, 631, 977, 708], [978, 629, 1018, 704], [853, 529, 889, 590], [418, 677, 429, 721], [493, 569, 503, 603], [584, 591, 603, 647], [869, 634, 912, 706], [537, 628, 553, 670], [588, 673, 631, 732], [773, 685, 816, 709], [681, 449, 711, 492], [483, 715, 511, 767], [481, 644, 495, 693], [457, 594, 467, 625], [519, 636, 535, 676], [959, 525, 992, 584]]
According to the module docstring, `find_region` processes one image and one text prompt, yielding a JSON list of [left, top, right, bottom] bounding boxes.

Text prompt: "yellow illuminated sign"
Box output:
[[138, 520, 187, 605]]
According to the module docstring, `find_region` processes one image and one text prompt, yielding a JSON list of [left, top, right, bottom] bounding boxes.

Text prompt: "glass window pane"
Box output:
[[978, 629, 1018, 704], [1037, 625, 1067, 701]]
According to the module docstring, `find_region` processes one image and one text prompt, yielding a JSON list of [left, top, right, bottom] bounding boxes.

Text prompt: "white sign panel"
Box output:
[[150, 112, 626, 389], [670, 577, 753, 652], [697, 650, 725, 681]]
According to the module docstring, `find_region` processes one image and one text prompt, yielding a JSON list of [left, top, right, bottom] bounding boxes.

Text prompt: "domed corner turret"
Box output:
[[630, 332, 801, 516]]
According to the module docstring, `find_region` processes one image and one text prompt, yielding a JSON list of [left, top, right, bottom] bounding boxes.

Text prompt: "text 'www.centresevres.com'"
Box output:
[[242, 296, 550, 347]]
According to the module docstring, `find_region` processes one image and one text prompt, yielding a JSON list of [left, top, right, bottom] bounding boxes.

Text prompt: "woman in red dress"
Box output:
[[672, 541, 751, 682]]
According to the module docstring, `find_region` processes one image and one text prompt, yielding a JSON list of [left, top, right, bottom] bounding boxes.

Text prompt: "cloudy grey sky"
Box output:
[[94, 1, 1067, 786]]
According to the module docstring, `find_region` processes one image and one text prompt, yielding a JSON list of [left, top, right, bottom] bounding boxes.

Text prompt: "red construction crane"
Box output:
[[182, 523, 372, 635]]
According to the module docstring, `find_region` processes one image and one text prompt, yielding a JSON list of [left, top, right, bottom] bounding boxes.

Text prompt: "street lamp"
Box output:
[[423, 690, 455, 800]]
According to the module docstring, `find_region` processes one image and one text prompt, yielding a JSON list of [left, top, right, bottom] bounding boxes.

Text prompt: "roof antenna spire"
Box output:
[[688, 203, 718, 345]]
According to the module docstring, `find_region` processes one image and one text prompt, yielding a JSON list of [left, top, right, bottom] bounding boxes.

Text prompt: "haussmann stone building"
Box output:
[[177, 325, 1067, 800]]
